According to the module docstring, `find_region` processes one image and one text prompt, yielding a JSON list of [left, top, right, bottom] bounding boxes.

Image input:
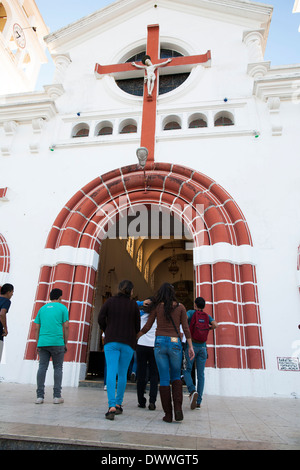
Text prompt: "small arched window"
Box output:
[[214, 112, 234, 127], [120, 124, 137, 134], [136, 246, 143, 272], [164, 121, 181, 130], [74, 128, 89, 137], [95, 121, 113, 136], [144, 261, 149, 282], [98, 127, 112, 135], [126, 237, 134, 258], [98, 126, 113, 136], [163, 115, 181, 131], [189, 119, 207, 128], [119, 120, 138, 134], [72, 123, 90, 138], [189, 113, 207, 128]]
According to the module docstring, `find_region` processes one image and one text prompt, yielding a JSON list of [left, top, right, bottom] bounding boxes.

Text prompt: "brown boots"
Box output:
[[159, 380, 184, 423], [172, 379, 184, 421], [159, 386, 173, 422]]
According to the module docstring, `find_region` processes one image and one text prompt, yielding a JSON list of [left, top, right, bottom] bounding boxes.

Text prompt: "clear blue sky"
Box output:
[[35, 0, 299, 89]]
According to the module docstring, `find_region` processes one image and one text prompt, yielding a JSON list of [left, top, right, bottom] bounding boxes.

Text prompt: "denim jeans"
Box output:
[[104, 342, 134, 408], [36, 346, 65, 398], [183, 342, 208, 404], [154, 336, 183, 386]]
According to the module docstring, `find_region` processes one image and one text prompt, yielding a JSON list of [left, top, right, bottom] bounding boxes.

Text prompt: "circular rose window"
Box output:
[[116, 49, 190, 96]]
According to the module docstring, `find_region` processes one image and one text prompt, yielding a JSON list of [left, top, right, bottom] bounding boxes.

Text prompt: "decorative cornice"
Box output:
[[0, 93, 58, 124], [253, 72, 300, 101]]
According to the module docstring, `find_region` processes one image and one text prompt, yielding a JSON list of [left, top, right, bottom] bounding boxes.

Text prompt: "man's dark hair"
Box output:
[[118, 280, 134, 297], [0, 283, 14, 295], [50, 288, 63, 300], [195, 297, 205, 310]]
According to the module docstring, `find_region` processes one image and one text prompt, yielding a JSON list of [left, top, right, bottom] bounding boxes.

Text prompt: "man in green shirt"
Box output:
[[34, 288, 69, 404]]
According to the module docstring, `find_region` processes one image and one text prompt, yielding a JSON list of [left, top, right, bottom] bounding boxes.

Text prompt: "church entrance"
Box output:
[[85, 207, 194, 379], [24, 162, 265, 386]]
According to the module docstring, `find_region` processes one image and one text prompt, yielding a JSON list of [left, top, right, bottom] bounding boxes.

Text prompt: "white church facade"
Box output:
[[0, 0, 300, 398]]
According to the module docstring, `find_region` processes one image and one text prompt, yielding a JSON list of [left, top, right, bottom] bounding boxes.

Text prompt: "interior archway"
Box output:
[[86, 232, 194, 378]]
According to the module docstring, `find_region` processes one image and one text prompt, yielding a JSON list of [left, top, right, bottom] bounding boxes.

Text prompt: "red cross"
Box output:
[[95, 24, 211, 166]]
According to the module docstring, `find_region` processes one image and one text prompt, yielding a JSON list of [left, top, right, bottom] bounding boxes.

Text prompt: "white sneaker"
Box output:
[[35, 397, 44, 404], [53, 397, 64, 404], [189, 391, 198, 410]]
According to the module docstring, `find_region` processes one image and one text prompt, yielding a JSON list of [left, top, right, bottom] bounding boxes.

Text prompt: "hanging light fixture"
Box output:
[[168, 249, 179, 277], [175, 275, 189, 302]]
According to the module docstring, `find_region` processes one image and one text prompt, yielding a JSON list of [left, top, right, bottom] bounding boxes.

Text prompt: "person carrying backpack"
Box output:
[[183, 297, 218, 409]]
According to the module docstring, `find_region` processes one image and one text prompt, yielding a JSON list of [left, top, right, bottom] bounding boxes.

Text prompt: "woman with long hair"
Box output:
[[137, 283, 195, 423], [98, 280, 140, 420]]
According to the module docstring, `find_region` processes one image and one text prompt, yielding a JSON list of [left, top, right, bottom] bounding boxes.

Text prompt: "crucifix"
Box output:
[[95, 24, 211, 166]]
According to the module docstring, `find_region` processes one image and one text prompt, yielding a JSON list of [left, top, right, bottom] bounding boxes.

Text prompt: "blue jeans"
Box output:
[[36, 346, 65, 398], [128, 351, 137, 377], [104, 342, 134, 408], [154, 336, 183, 386], [183, 342, 207, 404]]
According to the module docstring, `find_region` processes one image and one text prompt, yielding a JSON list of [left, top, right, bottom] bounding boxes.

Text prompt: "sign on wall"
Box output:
[[277, 357, 300, 371]]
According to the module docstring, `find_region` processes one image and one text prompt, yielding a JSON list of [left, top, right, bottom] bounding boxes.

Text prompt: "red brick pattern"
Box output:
[[0, 188, 8, 199], [0, 233, 10, 281], [24, 163, 265, 369]]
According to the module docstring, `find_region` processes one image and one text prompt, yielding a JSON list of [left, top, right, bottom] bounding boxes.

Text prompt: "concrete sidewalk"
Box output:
[[0, 382, 299, 450]]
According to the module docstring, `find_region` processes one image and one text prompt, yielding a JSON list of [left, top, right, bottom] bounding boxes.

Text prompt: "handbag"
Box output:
[[169, 314, 183, 344]]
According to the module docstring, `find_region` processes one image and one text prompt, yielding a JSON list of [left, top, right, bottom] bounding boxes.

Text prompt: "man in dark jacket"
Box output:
[[98, 280, 140, 420]]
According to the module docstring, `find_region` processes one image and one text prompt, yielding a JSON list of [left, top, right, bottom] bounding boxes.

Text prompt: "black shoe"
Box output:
[[138, 403, 146, 408], [105, 409, 115, 420], [115, 405, 123, 415], [148, 403, 156, 410]]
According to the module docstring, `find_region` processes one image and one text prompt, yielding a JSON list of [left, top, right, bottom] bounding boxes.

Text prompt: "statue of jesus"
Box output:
[[132, 55, 172, 97]]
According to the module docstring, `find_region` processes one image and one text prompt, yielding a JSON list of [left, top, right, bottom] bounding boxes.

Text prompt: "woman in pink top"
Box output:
[[137, 283, 194, 423]]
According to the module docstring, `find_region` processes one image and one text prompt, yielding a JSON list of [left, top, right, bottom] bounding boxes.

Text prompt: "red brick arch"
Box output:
[[0, 234, 10, 285], [24, 163, 265, 370]]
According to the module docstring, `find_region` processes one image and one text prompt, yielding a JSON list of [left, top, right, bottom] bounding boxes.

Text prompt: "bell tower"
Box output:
[[0, 0, 49, 94]]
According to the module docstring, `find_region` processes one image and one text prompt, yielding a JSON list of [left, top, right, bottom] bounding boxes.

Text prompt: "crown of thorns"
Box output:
[[142, 55, 151, 65]]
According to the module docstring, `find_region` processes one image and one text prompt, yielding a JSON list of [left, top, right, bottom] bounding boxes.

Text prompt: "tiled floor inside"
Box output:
[[0, 383, 299, 450]]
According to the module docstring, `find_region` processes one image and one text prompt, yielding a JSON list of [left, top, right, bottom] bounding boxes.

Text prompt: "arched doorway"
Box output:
[[24, 163, 265, 380]]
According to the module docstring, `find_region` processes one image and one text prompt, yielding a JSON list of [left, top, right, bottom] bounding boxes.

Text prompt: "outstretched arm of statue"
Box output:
[[131, 62, 146, 69], [156, 58, 172, 68]]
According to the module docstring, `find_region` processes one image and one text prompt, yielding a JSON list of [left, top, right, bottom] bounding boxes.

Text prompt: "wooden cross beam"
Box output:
[[95, 24, 211, 165]]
